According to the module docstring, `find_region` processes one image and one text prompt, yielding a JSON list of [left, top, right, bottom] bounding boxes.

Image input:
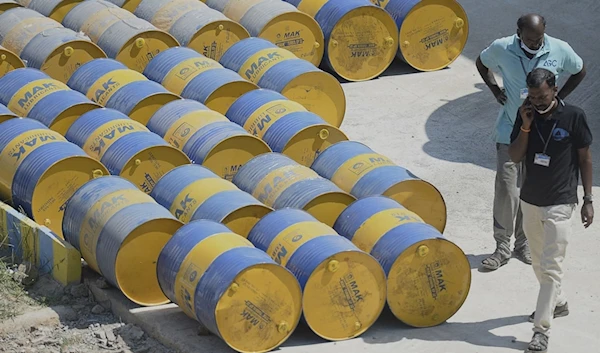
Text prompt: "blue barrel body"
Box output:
[[0, 102, 14, 116], [23, 0, 63, 17], [219, 37, 273, 73], [225, 89, 288, 125], [21, 28, 87, 70], [66, 58, 128, 94], [0, 68, 50, 104], [238, 0, 296, 37], [62, 0, 121, 32], [64, 107, 136, 147], [101, 132, 171, 175], [169, 9, 224, 46], [143, 47, 202, 84], [248, 208, 355, 287], [255, 58, 319, 92], [311, 140, 417, 197], [147, 99, 210, 138], [105, 80, 171, 116], [28, 90, 96, 127], [97, 17, 157, 59], [182, 121, 249, 164], [179, 68, 246, 104], [333, 196, 442, 274]]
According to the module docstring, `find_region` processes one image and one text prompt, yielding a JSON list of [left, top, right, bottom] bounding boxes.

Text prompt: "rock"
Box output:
[[95, 277, 111, 289], [105, 329, 117, 343], [120, 325, 144, 341], [197, 325, 210, 336], [72, 304, 86, 311], [57, 307, 77, 322], [70, 284, 88, 298], [94, 331, 106, 340], [13, 262, 38, 286], [91, 305, 105, 314]]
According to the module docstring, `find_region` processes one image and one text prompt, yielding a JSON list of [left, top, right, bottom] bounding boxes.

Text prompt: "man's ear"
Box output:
[[516, 28, 521, 38]]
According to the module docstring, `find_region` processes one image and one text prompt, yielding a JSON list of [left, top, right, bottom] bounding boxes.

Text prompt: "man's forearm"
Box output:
[[508, 130, 530, 163], [558, 65, 586, 99], [476, 56, 501, 94], [579, 150, 593, 196]]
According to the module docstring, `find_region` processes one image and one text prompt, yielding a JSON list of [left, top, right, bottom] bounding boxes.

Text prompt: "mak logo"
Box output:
[[17, 83, 61, 108], [174, 193, 195, 220], [244, 51, 283, 80], [11, 135, 58, 161]]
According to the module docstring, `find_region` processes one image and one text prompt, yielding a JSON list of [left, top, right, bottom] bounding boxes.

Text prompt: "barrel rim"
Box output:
[[118, 144, 192, 177]]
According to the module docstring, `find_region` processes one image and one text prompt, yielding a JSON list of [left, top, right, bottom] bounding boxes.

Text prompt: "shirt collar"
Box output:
[[509, 34, 551, 59]]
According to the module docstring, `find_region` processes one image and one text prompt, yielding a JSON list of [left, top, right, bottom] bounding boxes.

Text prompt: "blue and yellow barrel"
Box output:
[[147, 99, 271, 180], [143, 47, 258, 114], [66, 58, 180, 125], [248, 208, 386, 340], [0, 7, 107, 83], [369, 0, 469, 71], [103, 0, 141, 12], [62, 0, 179, 72], [0, 118, 108, 237], [0, 45, 25, 78], [0, 0, 21, 13], [63, 175, 184, 306], [20, 0, 83, 22], [151, 164, 272, 237], [226, 89, 348, 166], [204, 0, 324, 66], [220, 37, 345, 127], [0, 102, 17, 124], [232, 152, 356, 226], [132, 0, 250, 62], [157, 219, 302, 353], [334, 196, 471, 327], [285, 0, 398, 81], [311, 141, 447, 232], [0, 68, 101, 134], [65, 108, 191, 194]]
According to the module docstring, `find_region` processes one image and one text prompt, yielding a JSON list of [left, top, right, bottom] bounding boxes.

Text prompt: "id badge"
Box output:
[[534, 153, 551, 167], [520, 88, 528, 99]]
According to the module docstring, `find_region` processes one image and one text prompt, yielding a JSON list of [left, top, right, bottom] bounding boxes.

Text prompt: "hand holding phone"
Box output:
[[519, 98, 534, 128]]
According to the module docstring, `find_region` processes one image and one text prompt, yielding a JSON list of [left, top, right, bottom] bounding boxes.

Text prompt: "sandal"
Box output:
[[526, 332, 548, 353], [481, 250, 510, 271], [528, 302, 569, 322], [514, 246, 532, 265]]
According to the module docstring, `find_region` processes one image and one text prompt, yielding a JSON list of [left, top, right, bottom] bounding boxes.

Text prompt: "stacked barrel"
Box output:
[[0, 1, 472, 352]]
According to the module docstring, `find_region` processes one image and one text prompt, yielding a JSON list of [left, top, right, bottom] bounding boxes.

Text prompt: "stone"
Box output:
[[105, 329, 117, 342], [197, 325, 210, 336], [70, 284, 88, 298], [91, 305, 105, 314], [95, 277, 110, 289]]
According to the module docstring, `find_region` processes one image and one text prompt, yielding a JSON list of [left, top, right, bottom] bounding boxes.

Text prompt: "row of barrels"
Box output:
[[5, 0, 469, 84]]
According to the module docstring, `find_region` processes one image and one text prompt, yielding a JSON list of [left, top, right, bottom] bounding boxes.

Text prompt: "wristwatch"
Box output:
[[583, 194, 593, 203]]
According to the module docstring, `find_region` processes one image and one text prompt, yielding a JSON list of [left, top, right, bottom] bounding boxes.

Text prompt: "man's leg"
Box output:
[[482, 143, 521, 270], [514, 163, 532, 264]]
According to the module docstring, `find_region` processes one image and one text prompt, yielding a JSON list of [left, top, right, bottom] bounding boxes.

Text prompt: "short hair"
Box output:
[[517, 14, 546, 30], [526, 68, 556, 88]]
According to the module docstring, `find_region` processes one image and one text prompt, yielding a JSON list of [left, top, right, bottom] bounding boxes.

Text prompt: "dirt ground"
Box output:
[[0, 260, 171, 353]]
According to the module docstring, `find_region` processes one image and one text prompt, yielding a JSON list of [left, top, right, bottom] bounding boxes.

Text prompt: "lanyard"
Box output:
[[535, 119, 558, 154], [520, 56, 543, 76]]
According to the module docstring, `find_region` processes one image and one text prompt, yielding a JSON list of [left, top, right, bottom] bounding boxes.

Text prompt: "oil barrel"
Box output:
[[103, 0, 141, 12], [334, 196, 471, 327], [0, 118, 108, 237], [62, 0, 180, 72], [285, 0, 398, 81], [67, 58, 180, 125], [21, 0, 83, 22], [369, 0, 469, 71], [0, 7, 107, 83], [62, 175, 184, 306], [311, 140, 447, 232], [205, 0, 324, 66], [0, 0, 21, 13], [151, 164, 273, 237], [0, 45, 25, 78], [248, 208, 386, 340], [232, 152, 356, 226], [157, 219, 302, 353], [220, 37, 345, 127], [132, 0, 250, 62], [147, 99, 271, 180], [144, 47, 258, 114], [0, 102, 17, 124], [0, 68, 101, 134], [226, 88, 348, 166], [65, 107, 191, 194]]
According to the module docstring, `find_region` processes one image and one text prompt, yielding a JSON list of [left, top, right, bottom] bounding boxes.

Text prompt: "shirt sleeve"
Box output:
[[510, 111, 524, 143], [561, 43, 584, 75], [479, 39, 502, 69], [573, 110, 593, 149]]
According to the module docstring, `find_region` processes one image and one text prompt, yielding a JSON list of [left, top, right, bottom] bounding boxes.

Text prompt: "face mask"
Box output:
[[535, 98, 556, 114], [520, 37, 544, 55]]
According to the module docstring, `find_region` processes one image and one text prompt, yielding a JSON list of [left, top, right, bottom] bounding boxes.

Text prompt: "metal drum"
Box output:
[[0, 45, 24, 78], [0, 102, 17, 124], [220, 37, 345, 127], [67, 58, 180, 125], [248, 208, 386, 340], [62, 0, 179, 72], [0, 7, 107, 83], [226, 89, 348, 166], [21, 0, 83, 22], [285, 0, 398, 81], [0, 118, 108, 237], [132, 0, 250, 62], [204, 0, 324, 66], [65, 108, 191, 194], [0, 0, 21, 13], [232, 152, 356, 226], [144, 47, 258, 114], [311, 140, 447, 232], [369, 0, 469, 71], [63, 175, 184, 306], [334, 196, 471, 327], [103, 0, 141, 12], [151, 164, 272, 237], [157, 219, 302, 353], [147, 99, 271, 180], [0, 68, 101, 134]]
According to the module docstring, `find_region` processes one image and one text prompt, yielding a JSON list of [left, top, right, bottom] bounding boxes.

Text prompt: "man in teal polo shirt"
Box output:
[[476, 14, 586, 271]]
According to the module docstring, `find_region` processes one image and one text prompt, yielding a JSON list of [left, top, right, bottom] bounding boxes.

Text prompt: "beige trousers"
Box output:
[[520, 200, 576, 337]]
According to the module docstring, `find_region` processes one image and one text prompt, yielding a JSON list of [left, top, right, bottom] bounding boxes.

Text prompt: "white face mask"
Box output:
[[518, 35, 544, 54], [535, 98, 556, 114]]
